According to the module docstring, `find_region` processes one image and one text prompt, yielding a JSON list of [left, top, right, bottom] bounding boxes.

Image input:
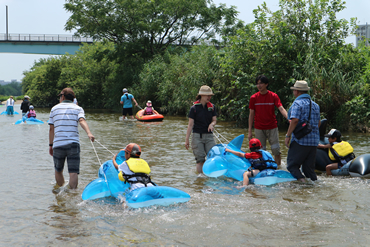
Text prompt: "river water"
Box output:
[[1, 105, 370, 246]]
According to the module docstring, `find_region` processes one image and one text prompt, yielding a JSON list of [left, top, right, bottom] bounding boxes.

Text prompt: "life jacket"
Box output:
[[249, 149, 278, 170], [329, 141, 355, 165], [144, 106, 154, 115], [118, 158, 154, 186], [28, 110, 36, 118], [193, 100, 214, 112]]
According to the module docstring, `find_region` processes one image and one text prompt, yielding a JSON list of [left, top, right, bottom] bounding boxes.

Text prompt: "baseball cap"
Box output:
[[124, 143, 141, 157], [324, 129, 341, 139]]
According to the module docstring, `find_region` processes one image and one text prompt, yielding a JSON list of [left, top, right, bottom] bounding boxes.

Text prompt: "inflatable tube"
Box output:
[[135, 109, 164, 122], [15, 117, 44, 125], [82, 151, 190, 208], [203, 134, 296, 185], [125, 186, 191, 208], [349, 154, 370, 178], [1, 110, 19, 115], [250, 169, 296, 185]]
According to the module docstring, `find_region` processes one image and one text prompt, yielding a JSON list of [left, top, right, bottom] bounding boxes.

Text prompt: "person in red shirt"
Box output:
[[248, 75, 288, 167], [225, 138, 276, 186]]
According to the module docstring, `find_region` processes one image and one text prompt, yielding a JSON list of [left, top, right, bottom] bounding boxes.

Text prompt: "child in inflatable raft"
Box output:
[[225, 138, 278, 186], [317, 129, 355, 176], [143, 100, 155, 115], [112, 143, 156, 191]]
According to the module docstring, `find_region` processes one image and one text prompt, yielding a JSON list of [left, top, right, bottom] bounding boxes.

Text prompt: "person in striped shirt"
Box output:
[[49, 88, 94, 189]]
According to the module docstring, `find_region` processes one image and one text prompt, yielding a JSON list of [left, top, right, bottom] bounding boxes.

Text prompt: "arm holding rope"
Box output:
[[208, 116, 217, 132]]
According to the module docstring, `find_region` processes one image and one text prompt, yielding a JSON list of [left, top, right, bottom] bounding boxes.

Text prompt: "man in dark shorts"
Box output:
[[49, 88, 94, 189], [120, 88, 138, 119]]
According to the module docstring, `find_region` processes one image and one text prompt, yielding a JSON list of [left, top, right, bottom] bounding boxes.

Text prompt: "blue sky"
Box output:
[[0, 0, 369, 81]]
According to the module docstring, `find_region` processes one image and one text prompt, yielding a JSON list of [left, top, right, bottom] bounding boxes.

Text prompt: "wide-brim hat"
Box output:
[[198, 85, 214, 96], [24, 95, 30, 99], [290, 80, 310, 91]]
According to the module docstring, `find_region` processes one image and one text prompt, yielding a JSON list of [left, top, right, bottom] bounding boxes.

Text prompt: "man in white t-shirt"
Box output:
[[6, 96, 15, 115], [48, 88, 94, 189]]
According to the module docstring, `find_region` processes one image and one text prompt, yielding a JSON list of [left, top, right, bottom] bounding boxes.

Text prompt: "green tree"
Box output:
[[64, 0, 239, 56], [218, 0, 360, 126]]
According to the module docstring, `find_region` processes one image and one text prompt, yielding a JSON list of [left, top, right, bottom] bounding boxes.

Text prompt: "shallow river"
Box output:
[[1, 105, 370, 246]]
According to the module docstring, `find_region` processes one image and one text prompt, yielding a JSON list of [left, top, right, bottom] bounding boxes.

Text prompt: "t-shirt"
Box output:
[[249, 91, 282, 130], [188, 103, 217, 134], [121, 93, 134, 108], [6, 98, 14, 107], [48, 101, 85, 148]]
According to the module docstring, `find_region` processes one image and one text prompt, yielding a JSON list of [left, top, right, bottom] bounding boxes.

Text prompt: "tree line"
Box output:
[[21, 0, 370, 131]]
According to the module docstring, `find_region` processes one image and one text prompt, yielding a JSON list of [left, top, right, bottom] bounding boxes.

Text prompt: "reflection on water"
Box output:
[[1, 106, 370, 246]]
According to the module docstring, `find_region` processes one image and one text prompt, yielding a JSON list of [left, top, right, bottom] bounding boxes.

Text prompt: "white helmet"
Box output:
[[29, 105, 34, 110]]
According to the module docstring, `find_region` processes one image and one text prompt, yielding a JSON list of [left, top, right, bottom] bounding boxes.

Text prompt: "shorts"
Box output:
[[254, 128, 281, 155], [53, 143, 80, 174], [191, 132, 215, 163], [122, 108, 133, 116]]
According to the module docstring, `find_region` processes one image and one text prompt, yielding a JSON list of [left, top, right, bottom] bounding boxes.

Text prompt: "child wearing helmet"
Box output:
[[143, 100, 155, 115], [27, 105, 37, 118], [112, 143, 154, 191], [225, 138, 277, 186]]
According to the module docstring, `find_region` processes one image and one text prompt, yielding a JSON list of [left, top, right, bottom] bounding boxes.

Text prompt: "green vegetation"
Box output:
[[21, 0, 370, 131]]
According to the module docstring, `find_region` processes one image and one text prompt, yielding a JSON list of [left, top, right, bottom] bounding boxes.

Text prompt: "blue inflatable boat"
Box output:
[[15, 117, 44, 125], [82, 151, 190, 208], [202, 134, 296, 185], [1, 110, 19, 115]]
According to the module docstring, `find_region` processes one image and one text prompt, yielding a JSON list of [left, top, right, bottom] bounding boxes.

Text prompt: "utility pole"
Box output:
[[6, 5, 8, 40]]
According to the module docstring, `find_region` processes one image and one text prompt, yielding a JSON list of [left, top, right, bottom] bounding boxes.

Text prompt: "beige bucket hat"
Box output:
[[290, 80, 310, 91], [198, 85, 214, 96]]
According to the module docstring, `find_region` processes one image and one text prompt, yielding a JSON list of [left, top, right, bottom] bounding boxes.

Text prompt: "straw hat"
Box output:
[[198, 85, 214, 96], [290, 80, 310, 91]]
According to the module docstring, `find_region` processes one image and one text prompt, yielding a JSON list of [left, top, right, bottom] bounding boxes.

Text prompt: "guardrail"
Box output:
[[0, 33, 94, 43]]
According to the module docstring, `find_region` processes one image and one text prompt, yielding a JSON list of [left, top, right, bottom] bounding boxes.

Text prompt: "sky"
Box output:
[[0, 0, 369, 81]]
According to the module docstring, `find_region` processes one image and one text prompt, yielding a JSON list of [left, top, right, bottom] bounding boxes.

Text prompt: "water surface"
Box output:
[[1, 105, 370, 246]]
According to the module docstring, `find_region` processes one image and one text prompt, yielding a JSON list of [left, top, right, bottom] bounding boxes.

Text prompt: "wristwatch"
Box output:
[[285, 135, 290, 138]]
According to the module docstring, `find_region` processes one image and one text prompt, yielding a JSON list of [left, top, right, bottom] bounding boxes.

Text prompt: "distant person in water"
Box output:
[[20, 95, 31, 116], [120, 88, 138, 119], [26, 105, 37, 119], [143, 100, 155, 115], [6, 96, 15, 115]]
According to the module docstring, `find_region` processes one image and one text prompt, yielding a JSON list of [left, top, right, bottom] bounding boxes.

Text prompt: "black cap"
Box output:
[[324, 129, 341, 139]]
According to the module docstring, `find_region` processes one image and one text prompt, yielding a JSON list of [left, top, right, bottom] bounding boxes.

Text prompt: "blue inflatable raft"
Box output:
[[15, 117, 44, 125], [203, 134, 296, 185], [1, 110, 19, 115], [82, 151, 190, 208]]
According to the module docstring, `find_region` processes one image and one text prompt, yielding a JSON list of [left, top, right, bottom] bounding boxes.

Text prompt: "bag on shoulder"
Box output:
[[293, 100, 312, 139], [293, 121, 312, 139]]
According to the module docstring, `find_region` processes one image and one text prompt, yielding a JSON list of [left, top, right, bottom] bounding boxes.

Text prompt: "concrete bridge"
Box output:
[[0, 33, 94, 55]]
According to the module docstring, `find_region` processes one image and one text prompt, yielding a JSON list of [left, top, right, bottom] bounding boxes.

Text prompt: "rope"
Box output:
[[90, 140, 102, 166], [212, 129, 229, 149], [213, 129, 230, 143], [94, 139, 115, 156]]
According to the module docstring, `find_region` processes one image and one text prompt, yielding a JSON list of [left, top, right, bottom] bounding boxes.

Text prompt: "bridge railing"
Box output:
[[0, 33, 94, 43]]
